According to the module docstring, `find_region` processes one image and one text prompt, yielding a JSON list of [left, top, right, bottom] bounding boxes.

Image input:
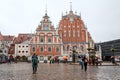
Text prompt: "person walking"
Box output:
[[83, 56, 88, 72], [79, 56, 84, 70], [32, 53, 38, 74]]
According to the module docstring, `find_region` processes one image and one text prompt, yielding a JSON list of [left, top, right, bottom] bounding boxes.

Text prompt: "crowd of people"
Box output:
[[31, 53, 119, 74]]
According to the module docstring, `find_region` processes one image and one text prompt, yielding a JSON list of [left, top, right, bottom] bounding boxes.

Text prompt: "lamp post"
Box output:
[[72, 49, 76, 63], [111, 46, 115, 64], [87, 47, 91, 60]]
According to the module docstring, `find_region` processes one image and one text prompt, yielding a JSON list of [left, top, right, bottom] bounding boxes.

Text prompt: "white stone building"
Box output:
[[15, 40, 30, 58]]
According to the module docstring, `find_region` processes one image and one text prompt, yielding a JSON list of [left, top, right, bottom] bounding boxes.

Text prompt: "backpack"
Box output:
[[33, 57, 38, 65]]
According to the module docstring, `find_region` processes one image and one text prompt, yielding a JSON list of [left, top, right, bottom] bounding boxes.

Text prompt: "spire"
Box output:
[[69, 2, 73, 14], [70, 2, 72, 11], [43, 4, 49, 19], [79, 12, 81, 19], [45, 4, 47, 14]]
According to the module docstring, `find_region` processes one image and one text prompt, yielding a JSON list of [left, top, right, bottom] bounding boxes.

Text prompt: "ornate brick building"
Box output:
[[58, 9, 94, 56], [30, 13, 63, 62]]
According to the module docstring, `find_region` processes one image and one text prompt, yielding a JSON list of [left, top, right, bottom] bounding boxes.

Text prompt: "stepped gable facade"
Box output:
[[30, 13, 63, 61]]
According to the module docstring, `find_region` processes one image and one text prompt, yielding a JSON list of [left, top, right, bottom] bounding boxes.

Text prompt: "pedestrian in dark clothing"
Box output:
[[83, 56, 88, 72], [32, 53, 38, 74]]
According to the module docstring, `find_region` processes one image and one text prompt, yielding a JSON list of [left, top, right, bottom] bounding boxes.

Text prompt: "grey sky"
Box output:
[[0, 0, 120, 42]]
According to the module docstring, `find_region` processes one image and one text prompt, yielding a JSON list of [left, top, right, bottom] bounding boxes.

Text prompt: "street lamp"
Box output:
[[87, 47, 92, 63], [111, 46, 115, 64], [72, 49, 76, 63]]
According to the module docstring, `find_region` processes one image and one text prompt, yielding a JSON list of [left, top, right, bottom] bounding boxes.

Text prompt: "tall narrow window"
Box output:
[[69, 31, 71, 37], [48, 38, 52, 43], [56, 47, 59, 52], [32, 47, 35, 52], [40, 38, 44, 42], [73, 30, 75, 37], [64, 31, 66, 37], [48, 47, 51, 52], [40, 47, 44, 52], [78, 30, 80, 37]]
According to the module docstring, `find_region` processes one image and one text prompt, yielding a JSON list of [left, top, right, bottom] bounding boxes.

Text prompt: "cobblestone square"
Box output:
[[0, 62, 120, 80]]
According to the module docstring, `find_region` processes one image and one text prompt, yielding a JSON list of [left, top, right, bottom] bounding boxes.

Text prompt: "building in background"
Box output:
[[0, 32, 15, 62], [14, 34, 32, 61], [0, 4, 94, 62], [58, 8, 94, 57], [95, 39, 120, 61], [30, 12, 63, 62]]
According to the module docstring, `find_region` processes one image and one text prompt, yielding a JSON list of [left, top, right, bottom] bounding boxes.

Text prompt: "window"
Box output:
[[73, 30, 75, 37], [64, 31, 66, 37], [19, 46, 21, 48], [33, 47, 35, 52], [26, 51, 28, 53], [69, 31, 71, 37], [26, 46, 28, 47], [19, 51, 21, 53], [48, 38, 52, 43], [40, 47, 44, 52], [48, 47, 51, 52], [22, 51, 24, 53], [40, 38, 44, 42], [48, 38, 51, 42], [43, 25, 49, 30], [56, 47, 59, 52], [73, 26, 75, 28], [22, 46, 24, 47], [78, 31, 80, 37], [70, 18, 73, 22]]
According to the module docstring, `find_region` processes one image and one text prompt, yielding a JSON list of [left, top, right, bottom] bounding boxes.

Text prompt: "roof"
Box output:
[[13, 33, 33, 44], [3, 35, 15, 41], [62, 11, 81, 19]]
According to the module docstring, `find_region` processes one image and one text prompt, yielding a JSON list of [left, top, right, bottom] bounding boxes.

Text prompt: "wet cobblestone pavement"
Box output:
[[0, 62, 120, 80]]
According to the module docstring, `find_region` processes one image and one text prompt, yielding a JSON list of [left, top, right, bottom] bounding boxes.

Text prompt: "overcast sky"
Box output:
[[0, 0, 120, 43]]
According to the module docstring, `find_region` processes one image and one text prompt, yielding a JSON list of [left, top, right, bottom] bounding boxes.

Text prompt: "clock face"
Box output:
[[70, 18, 73, 22]]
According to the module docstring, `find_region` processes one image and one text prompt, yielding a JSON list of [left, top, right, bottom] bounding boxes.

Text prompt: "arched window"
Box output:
[[48, 38, 51, 42], [48, 47, 51, 52], [78, 30, 80, 37], [40, 47, 44, 52], [56, 47, 59, 52], [40, 38, 44, 42], [69, 31, 71, 37]]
